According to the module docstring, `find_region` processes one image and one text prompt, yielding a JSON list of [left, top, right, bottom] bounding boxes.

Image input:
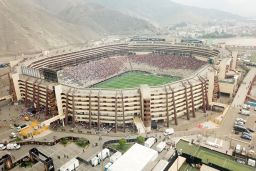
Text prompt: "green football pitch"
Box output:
[[177, 140, 254, 171], [92, 71, 181, 89]]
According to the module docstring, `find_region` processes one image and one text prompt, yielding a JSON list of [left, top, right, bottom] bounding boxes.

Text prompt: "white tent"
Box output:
[[108, 143, 158, 171]]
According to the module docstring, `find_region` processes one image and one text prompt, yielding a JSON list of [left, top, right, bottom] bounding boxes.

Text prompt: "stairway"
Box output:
[[133, 116, 146, 134]]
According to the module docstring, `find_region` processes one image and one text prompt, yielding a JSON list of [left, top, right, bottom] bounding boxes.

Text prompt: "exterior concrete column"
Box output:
[[89, 91, 92, 130], [25, 80, 28, 107], [182, 82, 190, 120], [200, 77, 209, 110], [36, 82, 41, 112], [165, 86, 170, 128], [204, 81, 209, 109], [72, 90, 75, 127], [188, 81, 195, 118], [115, 91, 118, 133], [121, 91, 125, 133], [97, 91, 101, 131], [65, 88, 71, 124], [170, 86, 178, 125], [199, 78, 206, 113], [32, 80, 38, 107], [45, 86, 49, 116]]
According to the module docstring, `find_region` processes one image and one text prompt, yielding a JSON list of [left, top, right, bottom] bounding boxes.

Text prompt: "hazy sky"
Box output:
[[172, 0, 256, 17]]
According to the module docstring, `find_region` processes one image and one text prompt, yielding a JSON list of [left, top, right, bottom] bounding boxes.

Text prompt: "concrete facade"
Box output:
[[11, 42, 220, 132]]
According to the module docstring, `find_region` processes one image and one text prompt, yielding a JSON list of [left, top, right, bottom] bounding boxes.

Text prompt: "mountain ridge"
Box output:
[[0, 0, 245, 56]]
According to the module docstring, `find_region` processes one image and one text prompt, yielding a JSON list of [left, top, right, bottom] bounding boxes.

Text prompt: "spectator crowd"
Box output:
[[129, 54, 206, 70], [59, 54, 206, 86]]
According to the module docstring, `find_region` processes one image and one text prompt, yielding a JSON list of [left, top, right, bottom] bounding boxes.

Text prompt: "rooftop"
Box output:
[[108, 143, 158, 171]]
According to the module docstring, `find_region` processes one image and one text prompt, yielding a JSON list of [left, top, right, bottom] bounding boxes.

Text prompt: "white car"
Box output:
[[0, 144, 6, 150], [243, 104, 250, 110], [164, 128, 174, 136], [6, 143, 21, 150], [10, 132, 17, 138], [236, 118, 246, 123], [234, 121, 244, 126], [240, 109, 250, 116]]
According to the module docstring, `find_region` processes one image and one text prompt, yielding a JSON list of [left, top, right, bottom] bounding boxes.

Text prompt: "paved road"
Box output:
[[232, 68, 256, 107]]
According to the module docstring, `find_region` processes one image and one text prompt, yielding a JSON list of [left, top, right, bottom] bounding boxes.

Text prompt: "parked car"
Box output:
[[16, 124, 27, 132], [236, 118, 246, 123], [236, 144, 241, 153], [241, 134, 252, 141], [243, 104, 250, 110], [10, 132, 17, 138], [240, 109, 250, 116], [163, 128, 174, 136], [242, 132, 251, 137], [0, 144, 6, 150], [234, 125, 250, 133], [234, 121, 244, 126], [6, 143, 20, 150]]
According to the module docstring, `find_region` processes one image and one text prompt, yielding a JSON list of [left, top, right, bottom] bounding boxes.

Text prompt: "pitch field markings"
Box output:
[[93, 71, 181, 89]]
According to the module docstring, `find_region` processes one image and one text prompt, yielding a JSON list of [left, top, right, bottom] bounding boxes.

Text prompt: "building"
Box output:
[[9, 41, 224, 132], [108, 143, 158, 171]]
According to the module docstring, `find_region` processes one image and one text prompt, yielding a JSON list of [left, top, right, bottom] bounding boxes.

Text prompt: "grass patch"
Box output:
[[176, 140, 254, 171], [75, 138, 89, 148], [60, 137, 69, 146], [111, 143, 134, 153], [15, 137, 22, 142], [93, 71, 181, 89]]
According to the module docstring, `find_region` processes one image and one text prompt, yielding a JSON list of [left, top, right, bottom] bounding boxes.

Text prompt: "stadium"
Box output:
[[10, 39, 220, 133]]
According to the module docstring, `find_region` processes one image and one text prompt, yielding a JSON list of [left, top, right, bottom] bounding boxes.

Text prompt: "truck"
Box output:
[[6, 143, 20, 150], [240, 109, 250, 116], [156, 142, 166, 153], [104, 162, 113, 171], [110, 151, 122, 163], [91, 156, 100, 167], [235, 144, 241, 153], [248, 159, 256, 167], [59, 158, 79, 171], [97, 148, 110, 161], [145, 137, 156, 148]]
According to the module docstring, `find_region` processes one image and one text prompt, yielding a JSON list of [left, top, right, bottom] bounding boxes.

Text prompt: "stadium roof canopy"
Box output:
[[108, 143, 158, 171]]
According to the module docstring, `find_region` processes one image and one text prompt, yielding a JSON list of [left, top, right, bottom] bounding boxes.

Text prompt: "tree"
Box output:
[[118, 138, 127, 150], [136, 136, 145, 145]]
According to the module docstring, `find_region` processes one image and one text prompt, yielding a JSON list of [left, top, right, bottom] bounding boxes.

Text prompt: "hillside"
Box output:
[[0, 0, 244, 56], [93, 0, 244, 26], [0, 0, 155, 56]]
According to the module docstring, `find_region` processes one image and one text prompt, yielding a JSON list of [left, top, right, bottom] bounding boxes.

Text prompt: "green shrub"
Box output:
[[60, 138, 69, 146], [118, 138, 127, 150], [75, 138, 89, 148], [136, 136, 145, 145]]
